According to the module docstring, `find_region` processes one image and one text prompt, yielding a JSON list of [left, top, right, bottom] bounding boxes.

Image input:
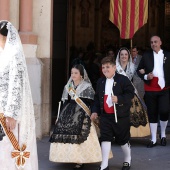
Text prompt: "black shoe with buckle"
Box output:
[[160, 137, 167, 146], [73, 164, 84, 169], [159, 134, 167, 146], [98, 166, 109, 170], [122, 162, 131, 170], [147, 141, 157, 148]]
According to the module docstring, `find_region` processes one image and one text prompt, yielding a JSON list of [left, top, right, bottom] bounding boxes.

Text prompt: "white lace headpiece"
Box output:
[[62, 65, 95, 102], [0, 20, 35, 145], [116, 47, 135, 80]]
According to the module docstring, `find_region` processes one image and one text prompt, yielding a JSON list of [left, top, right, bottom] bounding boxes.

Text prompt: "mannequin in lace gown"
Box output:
[[49, 64, 102, 169], [0, 20, 38, 170]]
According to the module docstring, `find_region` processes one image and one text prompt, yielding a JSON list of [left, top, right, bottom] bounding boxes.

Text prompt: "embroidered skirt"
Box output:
[[49, 123, 102, 163]]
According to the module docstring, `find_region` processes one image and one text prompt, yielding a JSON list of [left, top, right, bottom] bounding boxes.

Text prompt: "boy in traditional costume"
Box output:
[[91, 57, 134, 170]]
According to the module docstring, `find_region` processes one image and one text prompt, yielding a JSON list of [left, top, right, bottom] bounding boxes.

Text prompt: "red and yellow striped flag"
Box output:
[[109, 0, 148, 39]]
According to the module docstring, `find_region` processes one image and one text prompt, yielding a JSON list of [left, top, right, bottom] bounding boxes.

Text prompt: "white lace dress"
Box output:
[[0, 36, 38, 169]]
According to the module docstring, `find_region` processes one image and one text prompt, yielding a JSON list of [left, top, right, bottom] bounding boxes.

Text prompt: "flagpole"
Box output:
[[111, 90, 118, 123], [130, 39, 133, 50]]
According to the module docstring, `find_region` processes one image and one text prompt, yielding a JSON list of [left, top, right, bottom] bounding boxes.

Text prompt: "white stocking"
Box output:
[[160, 120, 168, 138], [121, 143, 131, 165], [150, 123, 157, 143], [100, 141, 111, 170]]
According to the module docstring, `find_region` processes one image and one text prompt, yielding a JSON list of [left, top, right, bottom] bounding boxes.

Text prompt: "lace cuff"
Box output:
[[4, 111, 18, 120]]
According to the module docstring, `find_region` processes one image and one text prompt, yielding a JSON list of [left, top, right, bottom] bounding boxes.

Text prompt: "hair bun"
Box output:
[[0, 21, 8, 36]]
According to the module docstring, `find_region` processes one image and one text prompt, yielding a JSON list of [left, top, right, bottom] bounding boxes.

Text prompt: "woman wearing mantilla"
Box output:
[[116, 47, 150, 137], [0, 20, 38, 170], [49, 64, 102, 169]]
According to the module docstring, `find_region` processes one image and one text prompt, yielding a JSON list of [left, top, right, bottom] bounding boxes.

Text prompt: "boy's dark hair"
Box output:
[[72, 64, 84, 78], [0, 21, 8, 36], [101, 56, 116, 65]]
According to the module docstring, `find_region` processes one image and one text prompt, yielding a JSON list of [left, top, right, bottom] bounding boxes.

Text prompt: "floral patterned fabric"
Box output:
[[50, 123, 102, 163]]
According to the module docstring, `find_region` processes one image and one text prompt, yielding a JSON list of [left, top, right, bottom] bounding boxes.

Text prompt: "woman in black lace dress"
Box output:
[[49, 64, 102, 169]]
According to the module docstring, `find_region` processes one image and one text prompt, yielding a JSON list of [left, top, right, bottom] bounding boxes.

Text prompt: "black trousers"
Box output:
[[100, 113, 130, 145], [144, 89, 170, 123]]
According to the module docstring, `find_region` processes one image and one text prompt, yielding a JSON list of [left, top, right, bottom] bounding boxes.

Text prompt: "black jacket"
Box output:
[[92, 73, 134, 118], [137, 49, 170, 87]]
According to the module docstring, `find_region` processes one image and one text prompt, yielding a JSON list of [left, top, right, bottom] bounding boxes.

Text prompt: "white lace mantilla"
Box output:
[[116, 47, 135, 80], [61, 68, 95, 102], [0, 22, 35, 146]]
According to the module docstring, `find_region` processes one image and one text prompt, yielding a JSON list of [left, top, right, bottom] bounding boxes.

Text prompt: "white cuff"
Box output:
[[144, 74, 148, 80]]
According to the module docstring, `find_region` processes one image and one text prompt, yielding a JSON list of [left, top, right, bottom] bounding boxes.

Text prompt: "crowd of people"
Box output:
[[50, 35, 170, 170], [0, 20, 169, 170]]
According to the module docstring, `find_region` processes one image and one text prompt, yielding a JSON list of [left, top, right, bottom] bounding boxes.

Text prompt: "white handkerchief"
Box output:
[[158, 77, 165, 89], [105, 78, 114, 107], [106, 94, 113, 107]]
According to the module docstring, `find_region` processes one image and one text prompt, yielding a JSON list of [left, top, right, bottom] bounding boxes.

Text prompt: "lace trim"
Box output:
[[0, 125, 5, 141], [62, 73, 95, 102], [130, 94, 148, 127], [50, 116, 91, 144], [50, 104, 91, 144]]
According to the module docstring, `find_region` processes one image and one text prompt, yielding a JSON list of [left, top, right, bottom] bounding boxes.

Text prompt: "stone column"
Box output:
[[19, 0, 37, 44], [0, 0, 10, 20], [19, 0, 44, 139]]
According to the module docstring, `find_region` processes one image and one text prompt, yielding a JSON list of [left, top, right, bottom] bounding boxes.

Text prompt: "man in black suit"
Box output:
[[137, 35, 170, 148], [91, 57, 134, 170]]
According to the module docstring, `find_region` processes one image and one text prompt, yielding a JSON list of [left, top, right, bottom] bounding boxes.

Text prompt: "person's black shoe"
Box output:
[[147, 141, 157, 148], [122, 162, 131, 170], [160, 137, 167, 146], [73, 164, 84, 169], [98, 166, 109, 170]]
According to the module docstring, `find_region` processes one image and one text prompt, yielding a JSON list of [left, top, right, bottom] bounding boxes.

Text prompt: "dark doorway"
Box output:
[[51, 0, 170, 128], [52, 0, 68, 124]]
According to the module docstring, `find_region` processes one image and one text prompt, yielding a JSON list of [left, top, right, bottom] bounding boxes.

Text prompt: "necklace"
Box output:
[[73, 84, 79, 90]]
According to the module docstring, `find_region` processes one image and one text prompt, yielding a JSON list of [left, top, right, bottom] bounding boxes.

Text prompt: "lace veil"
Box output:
[[0, 20, 35, 146], [116, 47, 135, 80], [61, 66, 95, 102], [116, 47, 146, 107]]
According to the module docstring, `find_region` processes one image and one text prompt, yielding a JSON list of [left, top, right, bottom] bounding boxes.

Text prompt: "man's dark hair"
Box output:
[[132, 46, 138, 51]]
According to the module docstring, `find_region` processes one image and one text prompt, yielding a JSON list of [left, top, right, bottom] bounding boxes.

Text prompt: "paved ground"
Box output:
[[37, 134, 170, 170]]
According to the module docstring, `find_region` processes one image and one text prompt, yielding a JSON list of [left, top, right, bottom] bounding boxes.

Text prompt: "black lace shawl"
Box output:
[[49, 98, 92, 144]]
